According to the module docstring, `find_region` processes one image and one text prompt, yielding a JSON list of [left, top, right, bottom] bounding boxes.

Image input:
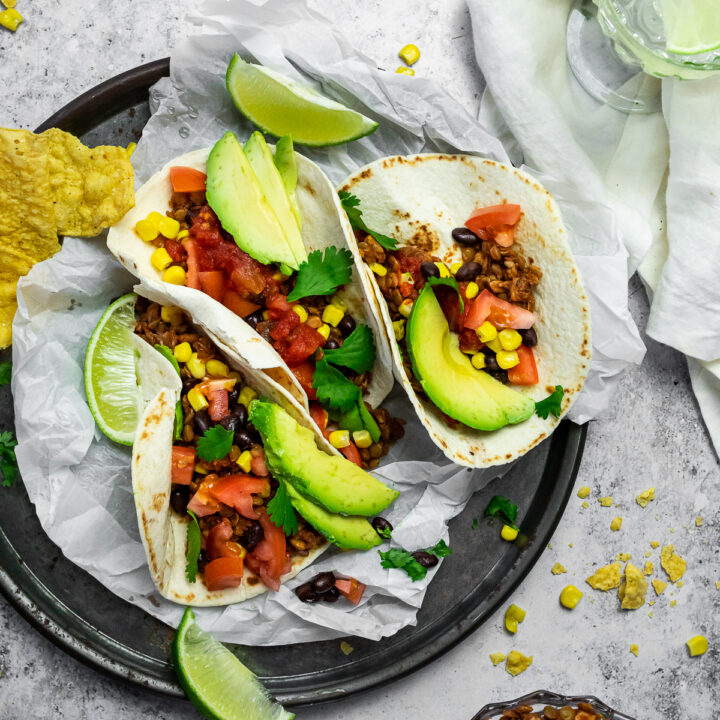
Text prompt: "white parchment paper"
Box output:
[[12, 0, 642, 643]]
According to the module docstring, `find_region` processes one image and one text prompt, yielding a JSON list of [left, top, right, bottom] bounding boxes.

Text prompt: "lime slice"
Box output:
[[661, 0, 720, 55], [84, 293, 141, 445], [226, 54, 378, 146], [173, 608, 294, 720]]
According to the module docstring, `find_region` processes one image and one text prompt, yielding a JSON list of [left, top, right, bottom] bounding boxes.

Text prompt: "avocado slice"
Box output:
[[249, 400, 398, 516], [273, 135, 302, 231], [205, 132, 298, 269], [243, 132, 307, 268], [284, 482, 381, 550], [406, 286, 535, 430]]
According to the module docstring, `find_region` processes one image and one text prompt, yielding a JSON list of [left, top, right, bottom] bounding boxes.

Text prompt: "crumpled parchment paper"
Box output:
[[12, 0, 641, 643]]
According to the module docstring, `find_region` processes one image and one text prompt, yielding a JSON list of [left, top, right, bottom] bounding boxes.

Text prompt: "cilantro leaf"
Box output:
[[377, 525, 392, 539], [472, 517, 479, 530], [427, 276, 464, 312], [185, 510, 202, 583], [0, 361, 11, 386], [196, 425, 234, 462], [428, 539, 452, 558], [322, 324, 376, 374], [535, 385, 565, 419], [0, 431, 18, 488], [312, 359, 361, 413], [287, 247, 353, 302], [267, 480, 298, 537], [338, 190, 397, 251], [174, 403, 184, 443], [378, 548, 427, 582], [485, 495, 519, 530]]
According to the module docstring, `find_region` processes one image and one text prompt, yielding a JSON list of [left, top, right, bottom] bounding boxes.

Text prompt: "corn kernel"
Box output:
[[262, 310, 270, 320], [399, 43, 420, 65], [577, 486, 591, 499], [399, 272, 414, 286], [496, 350, 519, 369], [392, 319, 405, 341], [599, 496, 613, 507], [293, 305, 308, 323], [450, 262, 463, 275], [329, 430, 350, 449], [272, 271, 285, 281], [187, 353, 206, 379], [228, 371, 242, 382], [234, 545, 248, 559], [238, 386, 257, 407], [504, 604, 526, 634], [187, 386, 208, 412], [465, 281, 479, 300], [206, 359, 229, 377], [471, 353, 486, 370], [145, 211, 164, 229], [686, 635, 708, 657], [398, 299, 414, 318], [158, 215, 180, 239], [126, 142, 137, 158], [332, 296, 348, 311], [498, 328, 522, 351], [151, 247, 173, 272], [369, 262, 387, 277], [610, 516, 623, 531], [194, 461, 209, 475], [237, 450, 252, 473], [434, 262, 450, 278], [173, 342, 192, 364], [630, 644, 639, 657], [560, 585, 583, 609], [317, 323, 331, 342], [395, 66, 415, 76], [322, 304, 345, 327], [177, 229, 189, 240], [161, 305, 184, 325], [163, 266, 186, 285], [0, 8, 23, 31], [476, 321, 498, 343], [353, 430, 373, 448], [501, 524, 518, 541], [134, 218, 158, 242]]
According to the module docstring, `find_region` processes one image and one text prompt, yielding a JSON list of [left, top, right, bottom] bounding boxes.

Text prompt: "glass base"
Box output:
[[566, 0, 661, 114]]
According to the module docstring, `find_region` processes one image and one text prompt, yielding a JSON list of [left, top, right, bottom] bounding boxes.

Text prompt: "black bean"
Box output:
[[311, 571, 336, 594], [245, 309, 264, 330], [322, 586, 340, 603], [220, 405, 248, 434], [182, 376, 200, 394], [193, 409, 213, 435], [239, 520, 264, 551], [451, 227, 480, 245], [294, 582, 320, 603], [228, 386, 240, 405], [245, 422, 261, 443], [371, 517, 393, 537], [519, 327, 537, 347], [337, 315, 356, 338], [487, 369, 509, 383], [324, 339, 340, 351], [412, 551, 439, 569], [421, 261, 440, 279], [234, 429, 254, 449], [454, 261, 482, 282], [185, 209, 200, 226], [170, 486, 189, 514], [480, 349, 499, 370]]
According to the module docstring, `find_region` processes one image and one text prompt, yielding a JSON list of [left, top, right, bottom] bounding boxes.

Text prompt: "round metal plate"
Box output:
[[0, 59, 587, 707]]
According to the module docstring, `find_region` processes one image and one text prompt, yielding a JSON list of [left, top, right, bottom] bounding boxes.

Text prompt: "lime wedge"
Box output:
[[84, 293, 141, 445], [226, 54, 378, 146], [173, 608, 294, 720], [661, 0, 720, 55]]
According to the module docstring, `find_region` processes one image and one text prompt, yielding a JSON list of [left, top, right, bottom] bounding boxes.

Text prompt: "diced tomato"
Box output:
[[171, 446, 195, 485], [209, 474, 270, 520], [246, 510, 291, 592], [434, 285, 462, 332], [340, 442, 362, 468], [281, 324, 325, 366], [204, 556, 244, 591], [266, 293, 295, 321], [465, 204, 521, 231], [206, 519, 234, 560], [508, 344, 539, 386], [169, 166, 207, 193], [309, 402, 328, 431], [250, 446, 269, 477], [207, 387, 229, 422], [291, 360, 317, 400], [199, 271, 226, 303], [397, 251, 424, 287], [187, 475, 222, 517], [164, 238, 186, 263], [183, 239, 201, 290], [335, 577, 366, 605], [462, 290, 536, 330], [223, 291, 261, 318], [493, 227, 515, 247], [270, 310, 301, 341]]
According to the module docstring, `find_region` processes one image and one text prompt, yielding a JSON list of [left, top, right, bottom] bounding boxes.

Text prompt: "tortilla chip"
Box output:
[[0, 246, 36, 349], [42, 128, 135, 236]]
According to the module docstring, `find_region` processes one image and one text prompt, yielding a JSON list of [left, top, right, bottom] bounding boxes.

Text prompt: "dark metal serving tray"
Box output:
[[0, 59, 587, 707]]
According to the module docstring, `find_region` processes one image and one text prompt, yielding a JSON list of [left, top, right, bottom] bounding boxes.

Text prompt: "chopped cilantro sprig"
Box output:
[[0, 361, 11, 386], [535, 385, 564, 419], [185, 510, 202, 583], [338, 191, 397, 251], [378, 538, 452, 582], [484, 495, 519, 531], [287, 247, 353, 302], [267, 480, 298, 536], [312, 359, 361, 414], [0, 431, 18, 488], [322, 324, 376, 374], [196, 425, 234, 462]]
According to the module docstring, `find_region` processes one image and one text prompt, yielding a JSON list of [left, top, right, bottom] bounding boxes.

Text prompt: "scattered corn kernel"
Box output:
[[560, 585, 583, 609], [125, 142, 137, 158], [293, 305, 309, 323], [581, 501, 589, 508], [450, 262, 463, 275], [671, 599, 677, 607], [238, 386, 258, 407], [187, 386, 208, 412], [206, 359, 229, 377], [489, 652, 506, 667], [497, 350, 520, 370], [323, 304, 345, 327], [686, 635, 708, 657], [465, 281, 479, 299], [0, 7, 23, 31], [434, 262, 450, 278], [650, 541, 659, 548], [392, 319, 405, 341], [262, 310, 270, 321], [471, 353, 486, 370], [696, 516, 702, 527], [477, 321, 498, 343], [395, 66, 415, 76], [187, 353, 206, 379], [340, 641, 354, 656], [501, 524, 518, 542], [369, 262, 387, 277], [145, 211, 164, 228], [134, 218, 158, 242], [398, 299, 414, 318], [636, 487, 655, 508], [504, 604, 526, 634], [498, 328, 522, 351], [599, 496, 613, 507], [161, 305, 184, 325], [630, 644, 639, 657], [158, 215, 180, 239], [610, 517, 623, 532], [505, 651, 532, 677], [317, 323, 331, 342], [399, 43, 420, 66], [551, 563, 567, 575], [163, 265, 187, 285], [329, 430, 350, 449], [237, 450, 252, 473], [577, 486, 591, 499], [173, 342, 192, 364], [353, 430, 373, 449], [151, 247, 173, 272], [177, 229, 189, 240]]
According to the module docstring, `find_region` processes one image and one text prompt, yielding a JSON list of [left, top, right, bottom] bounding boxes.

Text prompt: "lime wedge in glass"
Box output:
[[661, 0, 720, 55], [173, 608, 294, 720], [226, 54, 378, 146], [84, 293, 141, 445]]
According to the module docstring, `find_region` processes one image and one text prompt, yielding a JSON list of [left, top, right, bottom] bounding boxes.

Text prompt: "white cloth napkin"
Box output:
[[467, 0, 720, 452]]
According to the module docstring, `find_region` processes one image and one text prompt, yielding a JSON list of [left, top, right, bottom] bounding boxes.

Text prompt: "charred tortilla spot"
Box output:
[[246, 575, 260, 586], [301, 181, 316, 196], [140, 510, 158, 575], [151, 492, 166, 512], [408, 223, 439, 252]]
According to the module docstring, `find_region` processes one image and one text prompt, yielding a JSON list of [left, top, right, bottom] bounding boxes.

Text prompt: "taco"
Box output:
[[338, 154, 591, 468], [130, 295, 398, 606], [108, 133, 398, 469]]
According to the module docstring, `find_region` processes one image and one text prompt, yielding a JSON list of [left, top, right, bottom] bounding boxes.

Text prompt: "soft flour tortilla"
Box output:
[[108, 146, 393, 411], [339, 154, 591, 468], [131, 298, 332, 606]]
